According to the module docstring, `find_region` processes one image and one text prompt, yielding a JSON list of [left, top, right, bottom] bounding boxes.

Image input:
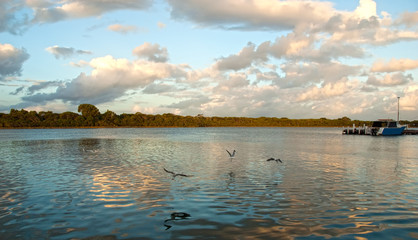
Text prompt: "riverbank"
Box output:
[[1, 105, 417, 129]]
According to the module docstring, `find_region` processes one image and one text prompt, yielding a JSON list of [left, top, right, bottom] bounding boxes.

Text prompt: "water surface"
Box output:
[[0, 128, 417, 239]]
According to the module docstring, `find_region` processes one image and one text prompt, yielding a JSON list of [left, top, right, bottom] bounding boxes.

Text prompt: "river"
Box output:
[[0, 128, 417, 239]]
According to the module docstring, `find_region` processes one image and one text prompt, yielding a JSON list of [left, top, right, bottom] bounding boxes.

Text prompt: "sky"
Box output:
[[0, 0, 417, 120]]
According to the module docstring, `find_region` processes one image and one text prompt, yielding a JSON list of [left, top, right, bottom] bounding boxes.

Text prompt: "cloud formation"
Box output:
[[0, 43, 30, 80], [30, 0, 153, 23], [3, 0, 418, 120], [215, 42, 269, 71], [133, 42, 169, 62], [22, 54, 188, 105], [168, 0, 418, 45], [168, 0, 334, 31], [0, 0, 153, 34], [0, 1, 29, 34], [46, 46, 92, 59], [371, 58, 418, 72], [367, 73, 412, 86]]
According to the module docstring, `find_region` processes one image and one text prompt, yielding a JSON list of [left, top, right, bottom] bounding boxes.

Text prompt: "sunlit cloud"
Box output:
[[31, 0, 153, 23], [108, 24, 138, 34], [22, 54, 188, 105], [297, 79, 359, 102], [367, 72, 413, 86], [167, 0, 334, 31], [2, 0, 417, 120], [214, 42, 269, 71], [402, 84, 418, 111], [132, 42, 169, 63], [371, 58, 418, 72], [395, 11, 418, 27]]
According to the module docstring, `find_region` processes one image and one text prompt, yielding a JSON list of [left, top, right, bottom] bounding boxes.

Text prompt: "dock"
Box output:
[[342, 125, 418, 135], [403, 129, 418, 135]]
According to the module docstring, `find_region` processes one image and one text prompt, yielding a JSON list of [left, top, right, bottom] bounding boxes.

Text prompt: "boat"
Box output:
[[342, 97, 407, 136], [369, 119, 406, 136], [342, 120, 406, 136]]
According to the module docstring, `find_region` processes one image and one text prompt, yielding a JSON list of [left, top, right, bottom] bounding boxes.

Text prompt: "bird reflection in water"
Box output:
[[163, 212, 191, 230]]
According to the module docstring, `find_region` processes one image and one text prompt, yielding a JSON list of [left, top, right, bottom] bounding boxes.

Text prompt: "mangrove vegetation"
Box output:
[[1, 104, 417, 128]]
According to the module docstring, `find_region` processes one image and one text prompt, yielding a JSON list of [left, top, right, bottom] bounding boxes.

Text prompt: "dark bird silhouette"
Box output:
[[171, 212, 191, 218], [164, 212, 191, 230], [267, 157, 282, 163], [226, 149, 236, 158], [163, 168, 193, 179]]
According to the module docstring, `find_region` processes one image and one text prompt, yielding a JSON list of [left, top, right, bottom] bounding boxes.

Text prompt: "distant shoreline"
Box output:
[[1, 104, 417, 128], [0, 125, 346, 130]]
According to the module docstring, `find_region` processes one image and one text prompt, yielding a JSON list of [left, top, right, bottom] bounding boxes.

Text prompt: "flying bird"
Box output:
[[163, 168, 193, 179], [267, 157, 282, 163], [226, 149, 236, 158]]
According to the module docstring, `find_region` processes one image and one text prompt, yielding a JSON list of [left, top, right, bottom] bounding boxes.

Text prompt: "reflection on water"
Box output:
[[0, 128, 417, 239]]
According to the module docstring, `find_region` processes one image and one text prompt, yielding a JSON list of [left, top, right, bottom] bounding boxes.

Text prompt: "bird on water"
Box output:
[[267, 157, 282, 163], [170, 212, 191, 218], [163, 168, 193, 179]]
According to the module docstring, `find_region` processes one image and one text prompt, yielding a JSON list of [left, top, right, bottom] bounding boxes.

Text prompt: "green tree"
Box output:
[[101, 110, 119, 126], [77, 104, 101, 126]]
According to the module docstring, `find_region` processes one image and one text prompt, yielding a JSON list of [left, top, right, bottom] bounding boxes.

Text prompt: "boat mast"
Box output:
[[397, 96, 400, 122]]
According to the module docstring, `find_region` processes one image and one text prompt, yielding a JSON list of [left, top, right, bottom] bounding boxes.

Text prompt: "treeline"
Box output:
[[0, 104, 417, 128]]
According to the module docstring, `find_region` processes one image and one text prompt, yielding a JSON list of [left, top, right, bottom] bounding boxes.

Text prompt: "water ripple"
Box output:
[[0, 128, 417, 239]]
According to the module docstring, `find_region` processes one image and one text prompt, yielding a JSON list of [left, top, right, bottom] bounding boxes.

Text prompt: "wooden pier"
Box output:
[[403, 129, 418, 135]]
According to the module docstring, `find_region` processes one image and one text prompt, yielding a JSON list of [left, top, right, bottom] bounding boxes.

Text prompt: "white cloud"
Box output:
[[297, 79, 358, 102], [0, 1, 29, 34], [132, 105, 157, 114], [4, 0, 418, 120], [132, 42, 169, 62], [0, 43, 30, 80], [167, 0, 418, 46], [108, 24, 138, 34], [371, 58, 418, 72], [142, 82, 177, 94], [22, 100, 74, 113], [214, 42, 269, 71], [31, 0, 153, 23], [167, 0, 334, 31], [396, 11, 418, 28], [165, 96, 210, 112], [402, 84, 418, 111], [22, 54, 188, 104], [277, 61, 361, 88], [354, 0, 377, 19], [213, 72, 249, 93], [270, 32, 366, 61], [326, 12, 418, 45], [367, 72, 413, 86]]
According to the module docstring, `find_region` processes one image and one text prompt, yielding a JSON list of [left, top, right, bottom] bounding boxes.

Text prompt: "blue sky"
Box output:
[[1, 0, 417, 120]]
